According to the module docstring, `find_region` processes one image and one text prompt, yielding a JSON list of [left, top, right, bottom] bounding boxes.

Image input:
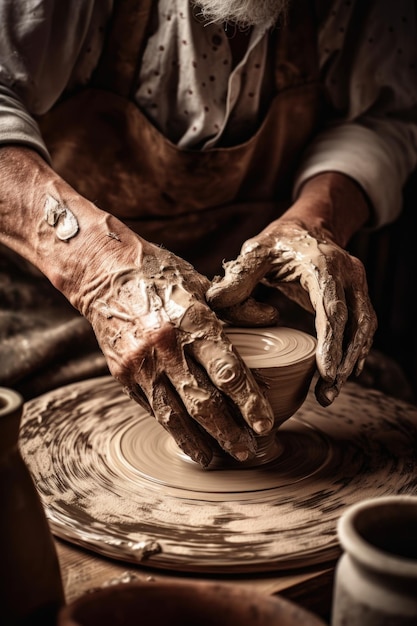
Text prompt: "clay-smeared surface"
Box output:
[[20, 377, 417, 574]]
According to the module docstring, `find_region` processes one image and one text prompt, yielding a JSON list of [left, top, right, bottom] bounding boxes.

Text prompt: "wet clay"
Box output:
[[78, 235, 275, 466], [19, 376, 417, 574], [207, 223, 377, 407]]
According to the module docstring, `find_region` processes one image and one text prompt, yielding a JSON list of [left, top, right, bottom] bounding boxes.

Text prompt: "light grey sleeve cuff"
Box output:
[[293, 122, 417, 230], [0, 85, 51, 163]]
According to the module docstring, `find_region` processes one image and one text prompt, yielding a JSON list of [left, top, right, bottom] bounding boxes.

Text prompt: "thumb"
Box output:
[[215, 297, 280, 327], [206, 253, 269, 308]]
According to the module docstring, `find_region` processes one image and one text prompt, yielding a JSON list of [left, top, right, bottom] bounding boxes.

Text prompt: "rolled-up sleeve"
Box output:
[[294, 0, 417, 228], [0, 0, 107, 160], [0, 84, 51, 161]]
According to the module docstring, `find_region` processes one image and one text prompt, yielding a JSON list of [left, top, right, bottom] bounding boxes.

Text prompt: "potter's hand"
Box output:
[[73, 231, 275, 467], [0, 146, 273, 469], [207, 216, 377, 407]]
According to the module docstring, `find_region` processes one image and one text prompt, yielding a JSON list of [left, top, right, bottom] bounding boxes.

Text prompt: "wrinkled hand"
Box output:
[[72, 232, 276, 467], [206, 220, 378, 407]]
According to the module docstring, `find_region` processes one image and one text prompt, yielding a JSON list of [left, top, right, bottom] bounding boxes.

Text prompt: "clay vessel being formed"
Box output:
[[223, 326, 317, 466]]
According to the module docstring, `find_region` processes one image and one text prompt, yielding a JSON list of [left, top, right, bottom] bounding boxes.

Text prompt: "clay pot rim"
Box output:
[[338, 495, 417, 578], [0, 386, 23, 416], [57, 579, 326, 626], [225, 326, 317, 368]]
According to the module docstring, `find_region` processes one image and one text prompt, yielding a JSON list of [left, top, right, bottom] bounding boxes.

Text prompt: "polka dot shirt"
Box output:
[[136, 0, 269, 149], [0, 0, 416, 225]]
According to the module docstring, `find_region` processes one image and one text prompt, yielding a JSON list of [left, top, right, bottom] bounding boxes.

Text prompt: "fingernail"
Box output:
[[253, 419, 273, 435], [234, 450, 250, 462], [323, 386, 338, 405]]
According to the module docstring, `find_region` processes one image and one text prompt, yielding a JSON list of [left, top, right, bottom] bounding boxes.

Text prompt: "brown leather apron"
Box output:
[[39, 0, 322, 278]]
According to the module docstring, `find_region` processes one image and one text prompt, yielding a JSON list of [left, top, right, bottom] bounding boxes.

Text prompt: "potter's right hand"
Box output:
[[69, 223, 276, 467]]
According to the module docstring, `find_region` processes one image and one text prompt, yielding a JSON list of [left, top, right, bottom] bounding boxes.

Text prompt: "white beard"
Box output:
[[192, 0, 289, 28]]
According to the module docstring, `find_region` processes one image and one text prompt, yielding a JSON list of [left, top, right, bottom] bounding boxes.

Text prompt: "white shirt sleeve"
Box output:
[[0, 0, 111, 160], [0, 85, 50, 160], [293, 0, 417, 228]]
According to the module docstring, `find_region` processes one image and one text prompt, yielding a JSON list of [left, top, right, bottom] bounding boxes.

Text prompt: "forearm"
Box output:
[[292, 123, 417, 231], [0, 145, 137, 311], [283, 171, 371, 248]]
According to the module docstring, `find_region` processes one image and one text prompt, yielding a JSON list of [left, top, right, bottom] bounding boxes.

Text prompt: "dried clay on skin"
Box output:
[[44, 195, 79, 241]]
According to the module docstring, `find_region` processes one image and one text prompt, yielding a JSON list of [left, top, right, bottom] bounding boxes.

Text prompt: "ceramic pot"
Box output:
[[0, 386, 65, 625], [331, 495, 417, 626], [225, 327, 317, 465], [57, 579, 326, 626]]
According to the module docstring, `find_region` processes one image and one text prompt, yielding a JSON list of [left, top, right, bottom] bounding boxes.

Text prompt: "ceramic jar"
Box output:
[[57, 579, 327, 626], [0, 386, 65, 625], [331, 495, 417, 626]]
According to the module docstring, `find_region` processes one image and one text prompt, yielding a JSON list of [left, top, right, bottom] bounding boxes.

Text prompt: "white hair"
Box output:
[[192, 0, 289, 28]]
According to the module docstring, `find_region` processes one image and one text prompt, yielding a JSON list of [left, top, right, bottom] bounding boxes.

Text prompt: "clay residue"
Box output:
[[18, 375, 417, 574], [44, 194, 79, 241], [82, 248, 274, 465]]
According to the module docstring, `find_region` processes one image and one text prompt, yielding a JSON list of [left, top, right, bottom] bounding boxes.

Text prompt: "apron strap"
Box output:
[[92, 0, 154, 97]]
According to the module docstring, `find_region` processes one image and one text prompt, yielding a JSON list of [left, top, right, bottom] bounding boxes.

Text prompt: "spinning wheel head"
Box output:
[[19, 375, 417, 575]]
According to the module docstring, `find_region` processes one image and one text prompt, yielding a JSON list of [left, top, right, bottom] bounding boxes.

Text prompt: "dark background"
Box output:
[[349, 168, 417, 404]]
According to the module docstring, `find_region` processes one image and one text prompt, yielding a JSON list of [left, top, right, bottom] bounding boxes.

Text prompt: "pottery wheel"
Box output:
[[20, 376, 417, 574]]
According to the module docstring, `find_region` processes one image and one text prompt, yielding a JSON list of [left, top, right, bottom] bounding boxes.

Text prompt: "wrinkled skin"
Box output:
[[207, 218, 378, 407], [1, 147, 280, 470], [0, 147, 377, 469], [73, 232, 277, 467]]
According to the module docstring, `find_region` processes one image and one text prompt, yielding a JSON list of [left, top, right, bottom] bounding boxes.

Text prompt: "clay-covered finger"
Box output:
[[333, 286, 378, 381], [145, 374, 215, 467], [215, 296, 279, 327], [207, 243, 272, 308], [123, 384, 153, 413], [299, 264, 347, 382], [190, 332, 275, 436], [312, 272, 376, 406], [137, 331, 258, 463], [158, 349, 258, 462], [178, 357, 258, 462]]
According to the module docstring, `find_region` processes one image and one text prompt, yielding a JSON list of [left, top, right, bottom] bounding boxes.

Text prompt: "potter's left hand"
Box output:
[[207, 174, 378, 407]]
